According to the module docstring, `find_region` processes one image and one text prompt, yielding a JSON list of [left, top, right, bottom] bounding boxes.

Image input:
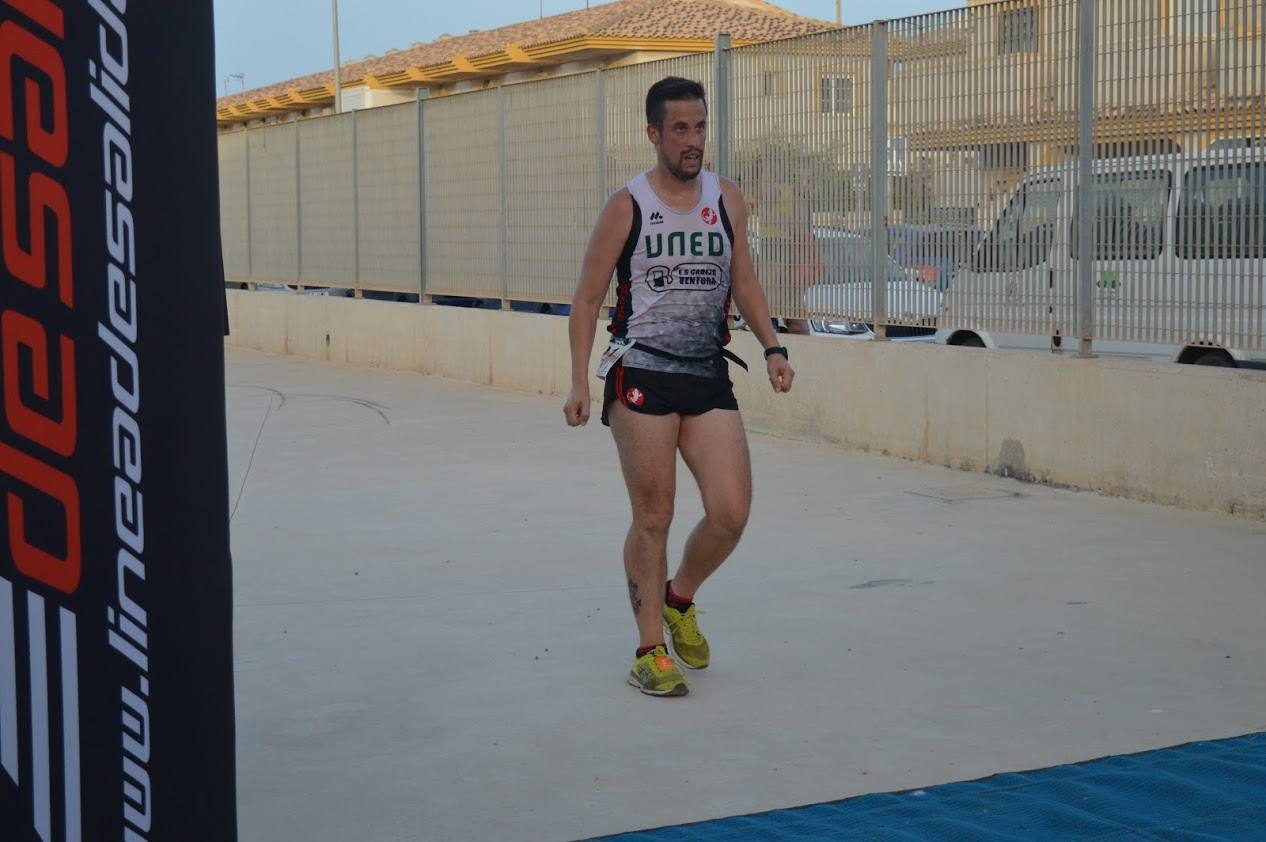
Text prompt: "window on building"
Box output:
[[1071, 171, 1172, 261], [762, 70, 779, 97], [998, 7, 1039, 54], [820, 74, 854, 115], [1222, 0, 1266, 37], [1210, 137, 1265, 151], [1176, 162, 1266, 260], [1171, 0, 1219, 36]]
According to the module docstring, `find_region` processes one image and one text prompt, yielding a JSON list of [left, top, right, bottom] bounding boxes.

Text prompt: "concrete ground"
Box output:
[[226, 347, 1266, 842]]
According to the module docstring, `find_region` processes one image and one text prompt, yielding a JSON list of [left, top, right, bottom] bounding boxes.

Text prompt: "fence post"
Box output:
[[351, 107, 361, 294], [417, 89, 429, 304], [244, 129, 254, 287], [595, 69, 606, 213], [498, 84, 510, 311], [713, 33, 732, 179], [870, 21, 889, 341], [1076, 0, 1097, 358], [294, 121, 303, 287]]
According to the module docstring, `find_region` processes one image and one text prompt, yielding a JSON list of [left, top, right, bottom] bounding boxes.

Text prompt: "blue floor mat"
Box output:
[[587, 732, 1266, 841]]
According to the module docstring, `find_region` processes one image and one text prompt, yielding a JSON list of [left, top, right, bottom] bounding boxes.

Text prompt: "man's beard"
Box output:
[[662, 149, 702, 182]]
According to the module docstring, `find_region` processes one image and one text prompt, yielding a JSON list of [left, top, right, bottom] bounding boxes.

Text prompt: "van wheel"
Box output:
[[955, 334, 986, 348], [1192, 350, 1235, 368]]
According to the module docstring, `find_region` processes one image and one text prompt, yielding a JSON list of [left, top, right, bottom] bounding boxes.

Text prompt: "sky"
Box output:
[[213, 0, 962, 97]]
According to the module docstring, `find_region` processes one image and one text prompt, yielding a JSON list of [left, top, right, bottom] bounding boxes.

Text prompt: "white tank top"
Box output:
[[609, 171, 735, 379]]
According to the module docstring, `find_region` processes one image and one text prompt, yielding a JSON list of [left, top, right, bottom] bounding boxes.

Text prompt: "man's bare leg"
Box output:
[[609, 401, 681, 647], [670, 409, 752, 600]]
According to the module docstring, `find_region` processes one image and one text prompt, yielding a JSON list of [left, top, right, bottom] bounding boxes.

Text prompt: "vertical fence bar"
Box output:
[[871, 20, 889, 340], [244, 130, 254, 286], [595, 69, 607, 212], [294, 121, 303, 286], [594, 69, 609, 316], [417, 90, 429, 302], [351, 107, 361, 294], [1077, 0, 1096, 356], [498, 85, 510, 310], [713, 33, 732, 179]]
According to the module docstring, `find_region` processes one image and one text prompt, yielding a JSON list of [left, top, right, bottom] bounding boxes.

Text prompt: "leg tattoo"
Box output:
[[627, 578, 642, 614]]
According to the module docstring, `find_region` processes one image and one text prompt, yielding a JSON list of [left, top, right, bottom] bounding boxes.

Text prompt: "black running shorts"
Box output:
[[601, 364, 738, 427]]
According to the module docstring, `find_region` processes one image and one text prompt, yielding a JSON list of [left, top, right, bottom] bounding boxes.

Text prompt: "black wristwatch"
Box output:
[[764, 345, 789, 361]]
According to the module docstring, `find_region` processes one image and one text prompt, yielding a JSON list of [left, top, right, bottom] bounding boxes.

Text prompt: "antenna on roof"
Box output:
[[223, 73, 244, 96]]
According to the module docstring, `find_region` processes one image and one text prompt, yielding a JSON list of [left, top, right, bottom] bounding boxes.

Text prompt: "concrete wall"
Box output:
[[226, 290, 1266, 519]]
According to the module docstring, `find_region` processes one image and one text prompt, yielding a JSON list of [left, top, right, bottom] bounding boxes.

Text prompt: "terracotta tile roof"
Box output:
[[591, 1, 826, 39], [218, 0, 835, 110]]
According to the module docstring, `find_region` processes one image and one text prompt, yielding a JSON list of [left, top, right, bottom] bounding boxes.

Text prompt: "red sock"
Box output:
[[665, 581, 693, 611], [636, 643, 665, 658]]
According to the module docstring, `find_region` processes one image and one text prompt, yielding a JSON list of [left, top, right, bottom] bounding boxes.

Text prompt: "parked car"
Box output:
[[362, 290, 420, 303], [885, 224, 982, 291], [509, 301, 571, 315], [232, 282, 354, 297], [430, 296, 572, 314], [735, 230, 942, 341], [935, 148, 1266, 367], [803, 229, 943, 341], [430, 295, 499, 309]]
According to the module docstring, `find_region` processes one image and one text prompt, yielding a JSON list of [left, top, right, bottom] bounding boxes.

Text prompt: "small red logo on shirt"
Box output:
[[626, 387, 645, 406], [701, 207, 718, 225]]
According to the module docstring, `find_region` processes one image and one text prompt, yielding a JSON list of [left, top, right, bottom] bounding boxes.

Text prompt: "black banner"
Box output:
[[0, 1, 237, 839]]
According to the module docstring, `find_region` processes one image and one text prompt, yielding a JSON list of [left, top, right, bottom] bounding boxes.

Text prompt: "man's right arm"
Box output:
[[563, 189, 633, 426]]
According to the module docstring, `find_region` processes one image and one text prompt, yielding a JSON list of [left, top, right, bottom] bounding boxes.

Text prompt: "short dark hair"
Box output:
[[645, 77, 707, 129]]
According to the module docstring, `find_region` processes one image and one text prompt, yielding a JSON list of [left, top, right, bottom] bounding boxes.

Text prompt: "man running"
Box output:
[[563, 77, 795, 697]]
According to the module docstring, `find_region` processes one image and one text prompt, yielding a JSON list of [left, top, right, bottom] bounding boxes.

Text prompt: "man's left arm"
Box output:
[[722, 178, 795, 394]]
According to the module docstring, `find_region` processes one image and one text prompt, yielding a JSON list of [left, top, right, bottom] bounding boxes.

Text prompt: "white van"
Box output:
[[935, 148, 1266, 367]]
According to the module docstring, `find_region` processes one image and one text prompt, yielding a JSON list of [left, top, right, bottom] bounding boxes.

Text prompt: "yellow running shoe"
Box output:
[[627, 645, 688, 697], [663, 603, 709, 669]]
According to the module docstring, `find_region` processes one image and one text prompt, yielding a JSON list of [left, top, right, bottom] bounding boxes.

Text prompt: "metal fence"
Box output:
[[424, 90, 500, 300], [298, 112, 355, 285], [219, 0, 1266, 355], [504, 72, 600, 305], [730, 26, 879, 324], [887, 3, 1082, 342]]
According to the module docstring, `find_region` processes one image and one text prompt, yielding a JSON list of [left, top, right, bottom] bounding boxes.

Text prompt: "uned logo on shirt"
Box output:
[[644, 231, 725, 258], [701, 207, 718, 225]]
